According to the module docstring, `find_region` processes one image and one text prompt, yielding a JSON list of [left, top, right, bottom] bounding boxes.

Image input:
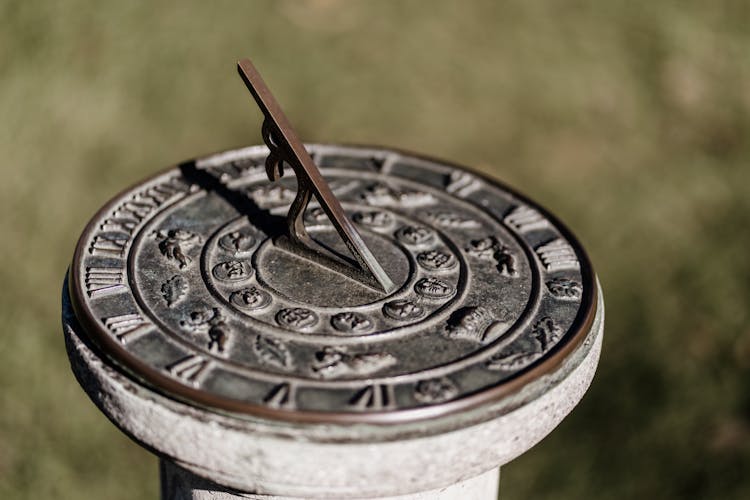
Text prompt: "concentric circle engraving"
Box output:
[[69, 144, 597, 423]]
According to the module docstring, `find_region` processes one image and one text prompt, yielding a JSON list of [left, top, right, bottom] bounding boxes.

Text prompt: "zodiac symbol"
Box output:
[[331, 312, 373, 333], [218, 229, 256, 254], [229, 287, 272, 311], [383, 299, 425, 321], [417, 250, 457, 271], [414, 277, 455, 299], [276, 307, 318, 329]]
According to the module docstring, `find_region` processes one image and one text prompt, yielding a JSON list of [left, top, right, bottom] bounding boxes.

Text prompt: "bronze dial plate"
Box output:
[[69, 144, 596, 424]]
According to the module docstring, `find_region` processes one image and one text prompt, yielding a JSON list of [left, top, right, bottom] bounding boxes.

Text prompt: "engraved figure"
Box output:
[[352, 210, 394, 228], [212, 260, 253, 281], [383, 299, 425, 321], [311, 347, 396, 379], [331, 312, 373, 333], [414, 377, 458, 404], [276, 307, 318, 330], [465, 236, 498, 260], [360, 183, 435, 207], [465, 236, 517, 277], [254, 335, 293, 369], [229, 286, 272, 311], [495, 246, 517, 277], [417, 249, 457, 271], [445, 306, 496, 342], [533, 316, 562, 351], [207, 322, 229, 353], [153, 229, 202, 269], [421, 211, 480, 229], [218, 229, 256, 254], [414, 277, 455, 299], [180, 307, 222, 332], [546, 277, 583, 300], [179, 307, 229, 353], [394, 225, 435, 247], [485, 316, 563, 371]]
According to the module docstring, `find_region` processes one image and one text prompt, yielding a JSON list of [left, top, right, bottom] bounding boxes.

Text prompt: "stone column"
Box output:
[[159, 460, 500, 500], [63, 282, 603, 500]]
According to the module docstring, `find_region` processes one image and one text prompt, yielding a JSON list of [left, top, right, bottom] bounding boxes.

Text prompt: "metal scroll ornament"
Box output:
[[67, 58, 598, 424], [238, 59, 394, 294]]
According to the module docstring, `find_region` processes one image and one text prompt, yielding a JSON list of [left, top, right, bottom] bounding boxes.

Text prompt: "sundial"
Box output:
[[63, 58, 603, 498]]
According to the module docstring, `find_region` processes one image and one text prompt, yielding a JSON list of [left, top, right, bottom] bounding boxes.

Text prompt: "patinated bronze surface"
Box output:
[[68, 144, 595, 424], [67, 60, 596, 424]]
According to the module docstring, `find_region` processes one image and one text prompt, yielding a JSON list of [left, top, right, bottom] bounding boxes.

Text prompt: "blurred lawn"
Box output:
[[2, 0, 750, 498]]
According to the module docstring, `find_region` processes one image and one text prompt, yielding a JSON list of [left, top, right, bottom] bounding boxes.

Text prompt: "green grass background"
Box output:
[[2, 1, 750, 498]]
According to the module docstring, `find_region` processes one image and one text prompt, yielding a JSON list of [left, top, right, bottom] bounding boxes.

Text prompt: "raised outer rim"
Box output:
[[68, 143, 598, 425]]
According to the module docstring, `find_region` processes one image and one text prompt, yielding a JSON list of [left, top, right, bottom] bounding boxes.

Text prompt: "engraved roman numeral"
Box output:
[[114, 200, 154, 221], [378, 153, 397, 174], [89, 233, 129, 257], [166, 355, 210, 384], [504, 205, 550, 233], [263, 383, 294, 409], [85, 267, 125, 298], [100, 217, 139, 235], [349, 384, 395, 410], [102, 313, 150, 343], [205, 157, 263, 182], [445, 171, 481, 197], [535, 239, 580, 272]]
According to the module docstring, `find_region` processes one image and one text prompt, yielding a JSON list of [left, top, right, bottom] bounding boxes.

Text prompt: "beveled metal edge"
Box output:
[[68, 143, 599, 425]]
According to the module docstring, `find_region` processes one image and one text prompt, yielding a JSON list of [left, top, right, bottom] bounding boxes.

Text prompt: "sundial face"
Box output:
[[69, 144, 596, 423]]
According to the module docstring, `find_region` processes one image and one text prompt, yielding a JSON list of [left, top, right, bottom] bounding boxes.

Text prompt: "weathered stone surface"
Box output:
[[62, 280, 603, 498], [159, 460, 500, 500], [64, 145, 604, 498]]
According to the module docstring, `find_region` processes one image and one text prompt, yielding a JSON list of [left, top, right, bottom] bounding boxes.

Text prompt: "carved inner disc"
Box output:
[[253, 223, 412, 308]]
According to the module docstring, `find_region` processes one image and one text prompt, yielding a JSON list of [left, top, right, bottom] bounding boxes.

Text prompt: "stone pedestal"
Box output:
[[159, 460, 500, 500], [63, 281, 603, 499]]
